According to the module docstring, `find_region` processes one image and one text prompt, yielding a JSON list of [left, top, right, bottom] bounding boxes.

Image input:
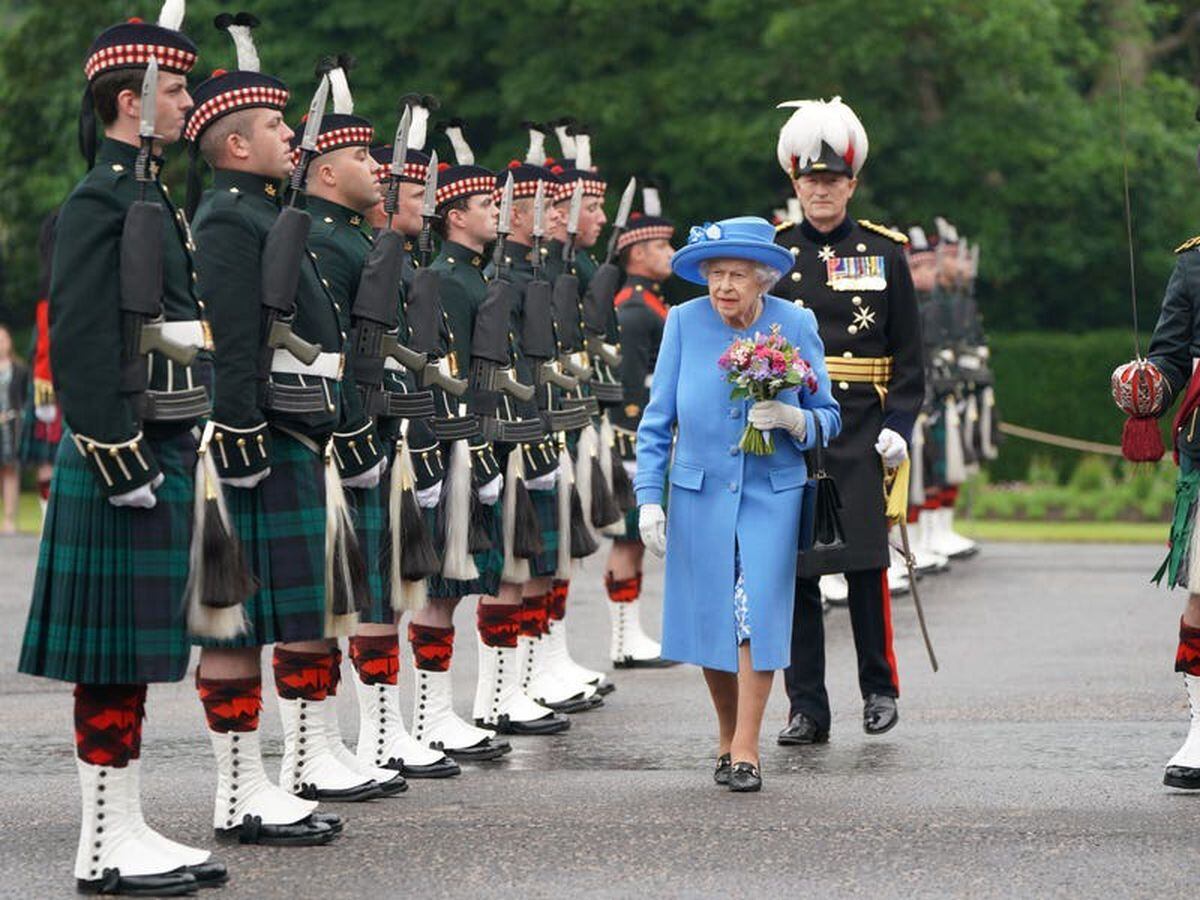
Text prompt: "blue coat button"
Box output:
[[729, 445, 739, 456], [729, 408, 741, 419], [728, 481, 738, 492]]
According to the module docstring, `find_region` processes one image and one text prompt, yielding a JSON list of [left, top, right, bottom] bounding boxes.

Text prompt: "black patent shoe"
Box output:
[[713, 753, 732, 786], [543, 693, 604, 714], [438, 737, 511, 761], [216, 813, 338, 846], [179, 862, 228, 889], [727, 762, 762, 793], [613, 655, 677, 669], [310, 811, 342, 834], [295, 780, 384, 803], [374, 771, 408, 796], [77, 869, 198, 896], [1164, 765, 1200, 789], [592, 681, 616, 696], [777, 712, 830, 745], [863, 694, 899, 735], [384, 755, 461, 779], [481, 713, 571, 735]]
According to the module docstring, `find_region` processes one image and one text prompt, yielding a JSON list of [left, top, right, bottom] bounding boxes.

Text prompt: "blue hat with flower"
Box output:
[[670, 216, 797, 286]]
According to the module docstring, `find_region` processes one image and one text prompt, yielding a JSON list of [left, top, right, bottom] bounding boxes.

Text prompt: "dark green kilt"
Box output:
[[528, 486, 560, 578], [20, 426, 196, 684], [428, 500, 504, 599], [18, 402, 61, 465], [926, 410, 947, 488], [347, 482, 387, 623], [194, 429, 326, 648]]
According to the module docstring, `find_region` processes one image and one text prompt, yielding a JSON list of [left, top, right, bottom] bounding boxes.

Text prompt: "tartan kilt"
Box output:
[[347, 483, 387, 623], [428, 499, 504, 599], [19, 426, 196, 684], [194, 429, 326, 648], [528, 486, 560, 578], [19, 402, 62, 465]]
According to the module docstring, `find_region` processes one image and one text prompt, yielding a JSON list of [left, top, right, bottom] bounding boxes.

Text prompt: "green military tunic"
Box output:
[[306, 196, 386, 620], [21, 138, 210, 684], [191, 169, 347, 647]]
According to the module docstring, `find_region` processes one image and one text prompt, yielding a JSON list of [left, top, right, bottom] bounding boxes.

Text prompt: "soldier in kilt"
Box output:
[[399, 120, 517, 760], [305, 74, 459, 781], [607, 188, 679, 669], [17, 7, 231, 893], [185, 22, 385, 850], [17, 211, 63, 521], [772, 98, 925, 746]]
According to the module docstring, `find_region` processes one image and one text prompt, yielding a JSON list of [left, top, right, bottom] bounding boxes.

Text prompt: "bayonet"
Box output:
[[491, 173, 514, 274], [563, 180, 583, 264], [603, 176, 636, 262], [417, 149, 439, 265], [287, 75, 329, 202], [383, 105, 411, 225], [135, 57, 159, 187]]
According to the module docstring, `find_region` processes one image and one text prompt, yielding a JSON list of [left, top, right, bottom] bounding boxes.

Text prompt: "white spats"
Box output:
[[415, 667, 499, 751], [352, 675, 449, 769], [209, 729, 316, 831], [1166, 673, 1200, 780], [277, 696, 376, 798], [473, 637, 559, 726], [608, 598, 663, 664]]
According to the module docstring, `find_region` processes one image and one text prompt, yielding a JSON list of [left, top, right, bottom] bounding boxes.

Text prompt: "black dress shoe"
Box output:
[[727, 761, 762, 793], [613, 655, 678, 669], [374, 771, 409, 796], [863, 694, 899, 735], [296, 780, 384, 802], [384, 755, 462, 779], [178, 861, 228, 889], [479, 713, 571, 735], [78, 869, 198, 896], [437, 737, 511, 761], [592, 681, 616, 696], [543, 693, 604, 714], [777, 712, 829, 745], [1164, 765, 1200, 789], [217, 813, 338, 846], [713, 753, 732, 786]]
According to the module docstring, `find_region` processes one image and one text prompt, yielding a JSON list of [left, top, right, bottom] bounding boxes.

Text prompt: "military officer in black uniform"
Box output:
[[772, 98, 924, 744]]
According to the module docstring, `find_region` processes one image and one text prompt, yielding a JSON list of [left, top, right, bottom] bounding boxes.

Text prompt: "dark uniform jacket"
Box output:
[[774, 216, 925, 573], [192, 170, 346, 477], [1149, 237, 1200, 464], [612, 279, 669, 461], [49, 138, 210, 492]]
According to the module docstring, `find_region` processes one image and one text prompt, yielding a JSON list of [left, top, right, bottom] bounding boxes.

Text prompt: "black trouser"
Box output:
[[784, 569, 899, 731]]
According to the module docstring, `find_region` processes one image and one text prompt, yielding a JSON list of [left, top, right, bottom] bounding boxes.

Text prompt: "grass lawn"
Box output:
[[957, 519, 1167, 544], [14, 492, 43, 534]]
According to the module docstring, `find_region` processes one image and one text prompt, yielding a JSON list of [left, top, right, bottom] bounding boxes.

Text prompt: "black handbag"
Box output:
[[798, 417, 846, 553]]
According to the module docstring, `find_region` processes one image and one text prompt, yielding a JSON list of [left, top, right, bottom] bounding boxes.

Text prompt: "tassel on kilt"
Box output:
[[599, 415, 634, 528], [908, 413, 926, 509], [1121, 415, 1165, 463], [441, 438, 479, 581], [324, 448, 369, 637], [184, 425, 255, 640], [582, 422, 621, 531], [963, 394, 980, 473], [980, 386, 999, 461], [556, 444, 575, 578], [501, 449, 533, 583], [943, 396, 967, 486], [468, 486, 492, 554], [391, 433, 437, 611]]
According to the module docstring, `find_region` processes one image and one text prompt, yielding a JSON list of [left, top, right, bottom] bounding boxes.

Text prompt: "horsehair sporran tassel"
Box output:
[[398, 435, 436, 610], [441, 437, 478, 581], [909, 413, 926, 508], [556, 443, 574, 578], [501, 448, 531, 582], [944, 395, 966, 485], [324, 448, 361, 637], [574, 425, 598, 542], [388, 436, 406, 610], [185, 435, 252, 640], [980, 386, 998, 460]]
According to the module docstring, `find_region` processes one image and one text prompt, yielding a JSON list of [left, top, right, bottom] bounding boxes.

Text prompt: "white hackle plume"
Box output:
[[574, 128, 593, 170], [775, 96, 868, 177], [443, 120, 475, 165], [524, 122, 547, 165], [553, 119, 577, 159], [935, 216, 958, 244], [157, 0, 185, 30], [407, 99, 430, 151], [225, 16, 260, 73], [908, 226, 929, 250], [642, 185, 662, 217], [328, 66, 353, 115]]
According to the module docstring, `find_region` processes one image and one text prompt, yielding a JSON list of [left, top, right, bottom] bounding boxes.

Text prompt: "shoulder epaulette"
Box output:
[[614, 285, 635, 305], [774, 220, 795, 233], [1175, 235, 1200, 254], [858, 220, 908, 244]]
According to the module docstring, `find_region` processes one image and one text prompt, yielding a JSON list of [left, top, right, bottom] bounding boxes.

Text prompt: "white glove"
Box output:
[[223, 467, 272, 490], [748, 400, 807, 440], [109, 481, 158, 509], [35, 404, 57, 424], [638, 503, 666, 557], [478, 473, 504, 506], [874, 428, 908, 468], [342, 457, 387, 490], [416, 479, 443, 508], [622, 459, 637, 480], [525, 469, 559, 491]]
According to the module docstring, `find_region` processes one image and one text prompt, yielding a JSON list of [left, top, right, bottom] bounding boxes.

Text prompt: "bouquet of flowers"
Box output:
[[718, 324, 818, 455]]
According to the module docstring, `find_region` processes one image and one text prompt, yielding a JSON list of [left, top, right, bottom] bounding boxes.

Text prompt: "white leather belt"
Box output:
[[271, 350, 343, 379], [161, 319, 207, 348], [384, 357, 409, 372]]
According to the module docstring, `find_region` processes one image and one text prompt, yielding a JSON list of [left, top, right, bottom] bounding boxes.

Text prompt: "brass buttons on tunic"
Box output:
[[856, 243, 867, 252], [790, 272, 802, 282], [839, 381, 850, 391]]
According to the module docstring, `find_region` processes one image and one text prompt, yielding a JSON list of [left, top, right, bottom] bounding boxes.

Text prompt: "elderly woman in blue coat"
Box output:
[[635, 217, 840, 792]]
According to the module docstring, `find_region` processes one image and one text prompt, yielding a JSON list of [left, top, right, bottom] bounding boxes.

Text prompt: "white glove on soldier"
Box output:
[[748, 400, 807, 440], [35, 404, 57, 424], [638, 503, 667, 558], [622, 459, 637, 480], [525, 469, 559, 491], [416, 480, 443, 509], [108, 472, 163, 510], [478, 473, 504, 506], [222, 468, 271, 490], [874, 428, 909, 468], [342, 457, 387, 490]]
